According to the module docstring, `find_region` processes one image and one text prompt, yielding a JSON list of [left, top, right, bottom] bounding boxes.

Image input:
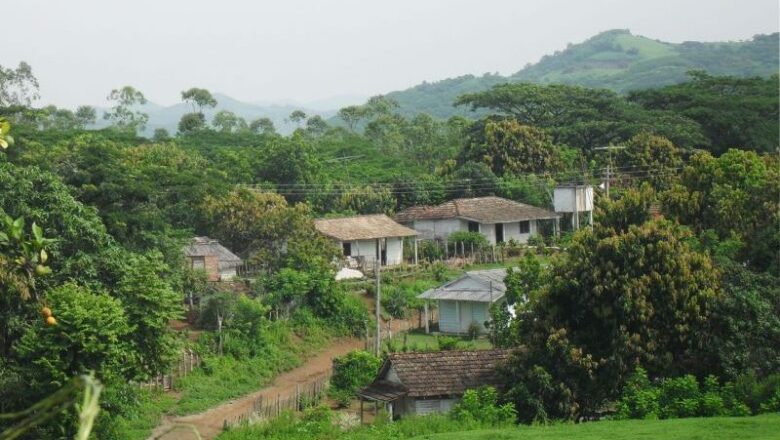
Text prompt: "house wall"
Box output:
[[438, 299, 490, 334], [345, 237, 405, 266], [554, 186, 594, 213], [220, 267, 237, 280], [204, 255, 221, 282], [408, 218, 466, 241]]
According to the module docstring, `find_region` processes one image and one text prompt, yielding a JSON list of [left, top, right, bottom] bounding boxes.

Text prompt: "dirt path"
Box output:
[[147, 337, 363, 440]]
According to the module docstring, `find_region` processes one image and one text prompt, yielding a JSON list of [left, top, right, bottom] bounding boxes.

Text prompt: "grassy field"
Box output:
[[410, 414, 780, 440]]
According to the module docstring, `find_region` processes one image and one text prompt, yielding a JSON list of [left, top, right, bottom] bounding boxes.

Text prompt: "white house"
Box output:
[[314, 214, 418, 267], [357, 350, 509, 420], [395, 196, 560, 245], [418, 268, 507, 334]]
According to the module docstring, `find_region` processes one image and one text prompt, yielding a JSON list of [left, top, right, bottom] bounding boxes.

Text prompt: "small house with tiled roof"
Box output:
[[184, 237, 242, 282], [314, 214, 418, 267], [357, 349, 509, 419], [395, 196, 560, 245]]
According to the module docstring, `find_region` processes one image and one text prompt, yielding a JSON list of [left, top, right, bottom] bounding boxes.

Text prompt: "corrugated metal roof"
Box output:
[[418, 268, 507, 303], [396, 196, 559, 224], [314, 214, 418, 241], [183, 236, 242, 270]]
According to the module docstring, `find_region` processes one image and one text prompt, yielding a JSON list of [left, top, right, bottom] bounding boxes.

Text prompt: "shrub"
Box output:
[[437, 335, 460, 351], [450, 386, 517, 426], [431, 261, 447, 282], [467, 321, 481, 340], [448, 231, 489, 249], [330, 351, 382, 407]]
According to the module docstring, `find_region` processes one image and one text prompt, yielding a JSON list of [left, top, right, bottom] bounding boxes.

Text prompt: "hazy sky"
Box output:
[[8, 0, 779, 108]]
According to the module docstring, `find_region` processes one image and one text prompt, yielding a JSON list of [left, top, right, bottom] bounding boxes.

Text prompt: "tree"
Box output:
[[212, 110, 247, 133], [152, 127, 170, 142], [74, 105, 97, 128], [0, 61, 39, 107], [445, 162, 500, 198], [288, 110, 307, 126], [337, 105, 367, 131], [181, 87, 217, 113], [14, 283, 132, 388], [113, 253, 182, 379], [629, 72, 780, 154], [462, 119, 562, 176], [178, 112, 207, 134], [615, 133, 682, 190], [661, 149, 779, 274], [305, 115, 328, 136], [504, 220, 722, 421], [201, 188, 337, 272], [103, 86, 148, 133], [249, 117, 275, 135]]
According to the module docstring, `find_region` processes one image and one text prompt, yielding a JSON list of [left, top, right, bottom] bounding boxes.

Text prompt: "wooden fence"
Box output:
[[140, 349, 201, 391], [222, 370, 331, 429]]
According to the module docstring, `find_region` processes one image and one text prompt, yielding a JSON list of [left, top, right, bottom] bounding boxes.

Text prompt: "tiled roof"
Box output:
[[418, 269, 507, 302], [314, 214, 418, 241], [395, 196, 559, 224], [183, 236, 242, 269], [372, 349, 509, 399]]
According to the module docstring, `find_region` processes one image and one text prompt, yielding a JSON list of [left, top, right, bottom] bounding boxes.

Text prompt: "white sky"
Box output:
[[7, 0, 779, 108]]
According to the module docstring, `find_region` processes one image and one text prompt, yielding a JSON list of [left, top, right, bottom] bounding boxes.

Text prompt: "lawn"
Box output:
[[409, 414, 780, 440], [387, 330, 493, 352]]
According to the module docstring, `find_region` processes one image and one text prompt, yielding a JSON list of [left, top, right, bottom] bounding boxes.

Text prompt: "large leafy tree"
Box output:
[[0, 61, 39, 107], [456, 82, 706, 152], [615, 133, 682, 190], [461, 119, 562, 176], [504, 219, 722, 421], [661, 149, 779, 274], [629, 72, 780, 154]]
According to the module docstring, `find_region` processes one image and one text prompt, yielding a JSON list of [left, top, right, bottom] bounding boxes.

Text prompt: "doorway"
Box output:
[[495, 223, 504, 243]]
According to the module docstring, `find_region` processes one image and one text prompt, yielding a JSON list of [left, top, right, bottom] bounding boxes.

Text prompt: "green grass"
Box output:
[[106, 390, 177, 440], [410, 414, 780, 439], [387, 331, 493, 352]]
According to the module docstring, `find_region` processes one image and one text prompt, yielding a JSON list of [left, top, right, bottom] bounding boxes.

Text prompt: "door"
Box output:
[[495, 223, 504, 243]]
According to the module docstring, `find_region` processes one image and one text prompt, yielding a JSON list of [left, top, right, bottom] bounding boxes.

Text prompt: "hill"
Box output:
[[384, 30, 779, 119]]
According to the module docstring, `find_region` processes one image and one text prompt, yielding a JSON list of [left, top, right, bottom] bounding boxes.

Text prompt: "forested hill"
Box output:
[[385, 30, 779, 118]]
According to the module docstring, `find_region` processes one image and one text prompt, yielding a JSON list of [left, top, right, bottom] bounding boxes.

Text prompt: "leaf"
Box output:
[[40, 249, 48, 264], [0, 138, 7, 149], [32, 222, 43, 242]]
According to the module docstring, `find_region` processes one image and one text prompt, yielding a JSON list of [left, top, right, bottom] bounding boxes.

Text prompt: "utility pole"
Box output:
[[594, 146, 626, 199], [375, 258, 381, 356]]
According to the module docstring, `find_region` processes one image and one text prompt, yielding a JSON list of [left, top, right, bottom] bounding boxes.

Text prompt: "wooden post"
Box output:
[[413, 239, 418, 266], [424, 301, 430, 334], [375, 259, 381, 356], [360, 399, 364, 424]]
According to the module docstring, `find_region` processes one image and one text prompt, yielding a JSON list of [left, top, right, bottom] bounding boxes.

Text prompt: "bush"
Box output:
[[330, 350, 382, 407], [437, 335, 460, 351], [450, 386, 517, 426], [447, 231, 489, 249]]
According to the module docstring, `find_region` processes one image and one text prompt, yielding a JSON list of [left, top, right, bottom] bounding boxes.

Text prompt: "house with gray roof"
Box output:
[[184, 236, 242, 282], [395, 196, 560, 245], [418, 268, 508, 334], [357, 349, 509, 420]]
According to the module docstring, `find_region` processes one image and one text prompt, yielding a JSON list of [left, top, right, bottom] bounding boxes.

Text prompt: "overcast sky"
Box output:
[[8, 0, 779, 108]]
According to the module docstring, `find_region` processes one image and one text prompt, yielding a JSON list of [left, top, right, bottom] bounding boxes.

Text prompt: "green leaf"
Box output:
[[32, 223, 43, 242]]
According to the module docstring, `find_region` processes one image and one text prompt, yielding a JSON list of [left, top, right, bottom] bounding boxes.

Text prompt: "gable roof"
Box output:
[[184, 237, 242, 269], [418, 268, 507, 302], [314, 214, 418, 241], [359, 349, 509, 401], [395, 196, 559, 224]]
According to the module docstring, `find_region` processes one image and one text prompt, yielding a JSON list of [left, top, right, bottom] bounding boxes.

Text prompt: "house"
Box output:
[[183, 236, 242, 282], [395, 196, 560, 245], [418, 268, 507, 334], [314, 214, 418, 267], [357, 349, 509, 420], [553, 185, 594, 230]]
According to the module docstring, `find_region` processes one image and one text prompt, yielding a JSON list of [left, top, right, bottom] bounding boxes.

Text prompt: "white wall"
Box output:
[[554, 186, 594, 213], [343, 237, 405, 266]]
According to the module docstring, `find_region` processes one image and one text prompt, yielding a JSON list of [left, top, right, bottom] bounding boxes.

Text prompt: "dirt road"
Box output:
[[147, 337, 363, 440]]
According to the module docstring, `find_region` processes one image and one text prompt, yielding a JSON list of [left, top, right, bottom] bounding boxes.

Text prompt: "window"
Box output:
[[519, 220, 530, 234], [190, 256, 205, 270], [342, 242, 352, 257], [468, 221, 479, 232]]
